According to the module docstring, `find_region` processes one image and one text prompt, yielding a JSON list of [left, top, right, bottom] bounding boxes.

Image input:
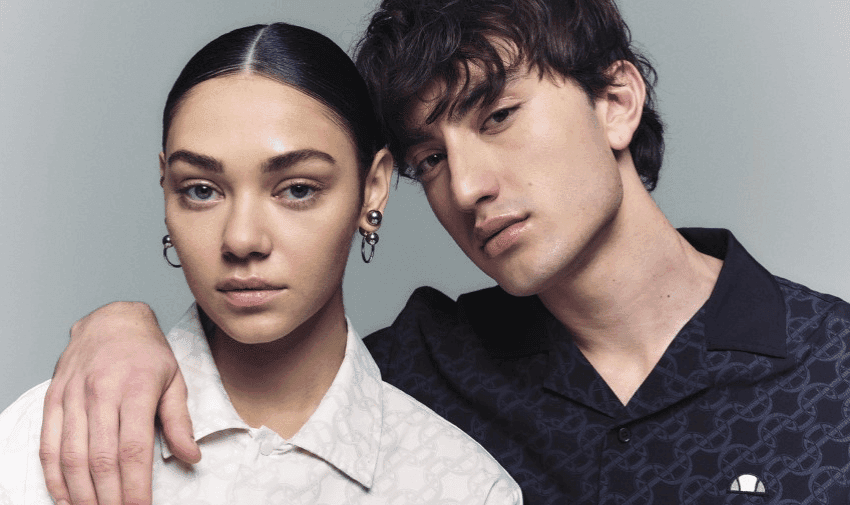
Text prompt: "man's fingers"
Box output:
[[60, 388, 98, 505], [40, 382, 71, 505], [116, 393, 158, 505], [87, 398, 122, 505], [158, 368, 200, 464]]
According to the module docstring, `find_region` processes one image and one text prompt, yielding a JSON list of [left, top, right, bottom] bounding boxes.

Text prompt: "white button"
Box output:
[[259, 439, 275, 456]]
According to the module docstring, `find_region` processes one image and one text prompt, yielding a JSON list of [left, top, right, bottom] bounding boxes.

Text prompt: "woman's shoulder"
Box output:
[[0, 380, 53, 504], [377, 380, 521, 503], [1, 380, 51, 434]]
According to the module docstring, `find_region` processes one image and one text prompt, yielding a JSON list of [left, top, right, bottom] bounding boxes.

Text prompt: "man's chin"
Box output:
[[492, 272, 546, 298]]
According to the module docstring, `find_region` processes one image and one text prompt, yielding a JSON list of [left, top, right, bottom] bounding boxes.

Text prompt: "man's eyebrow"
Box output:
[[449, 70, 523, 122], [165, 149, 336, 174], [402, 70, 524, 155], [262, 149, 336, 173], [167, 150, 223, 173]]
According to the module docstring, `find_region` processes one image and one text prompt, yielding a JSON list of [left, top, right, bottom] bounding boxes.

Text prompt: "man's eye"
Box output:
[[490, 109, 511, 123], [185, 185, 219, 201], [412, 152, 447, 179], [422, 153, 446, 168], [481, 106, 519, 132]]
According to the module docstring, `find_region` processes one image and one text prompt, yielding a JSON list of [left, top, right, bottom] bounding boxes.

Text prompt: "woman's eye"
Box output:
[[184, 184, 219, 201], [280, 184, 316, 201]]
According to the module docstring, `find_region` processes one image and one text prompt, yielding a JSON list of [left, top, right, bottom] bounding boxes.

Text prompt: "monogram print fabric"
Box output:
[[365, 228, 850, 504], [0, 307, 521, 504]]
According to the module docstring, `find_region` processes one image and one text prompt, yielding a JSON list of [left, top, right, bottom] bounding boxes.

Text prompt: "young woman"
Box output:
[[0, 23, 521, 505]]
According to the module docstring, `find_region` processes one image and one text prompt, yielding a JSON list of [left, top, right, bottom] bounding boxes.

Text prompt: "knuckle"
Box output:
[[88, 452, 119, 476], [38, 446, 59, 466], [83, 375, 111, 400], [43, 384, 62, 405], [69, 318, 84, 337], [59, 450, 88, 473], [119, 442, 148, 465]]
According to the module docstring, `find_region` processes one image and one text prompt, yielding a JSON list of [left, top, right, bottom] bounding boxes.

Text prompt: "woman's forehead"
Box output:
[[167, 75, 357, 160]]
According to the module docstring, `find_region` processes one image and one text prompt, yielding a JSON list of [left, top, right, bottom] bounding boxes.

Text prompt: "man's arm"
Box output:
[[39, 302, 200, 505]]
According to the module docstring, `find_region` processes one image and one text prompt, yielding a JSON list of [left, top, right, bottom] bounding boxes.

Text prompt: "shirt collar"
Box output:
[[680, 228, 787, 358], [159, 306, 382, 488]]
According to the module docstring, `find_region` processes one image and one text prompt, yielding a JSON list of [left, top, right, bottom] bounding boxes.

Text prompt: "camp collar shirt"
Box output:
[[0, 305, 521, 505], [364, 228, 850, 504]]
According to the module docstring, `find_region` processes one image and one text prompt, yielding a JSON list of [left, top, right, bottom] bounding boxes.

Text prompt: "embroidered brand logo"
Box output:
[[729, 474, 767, 495]]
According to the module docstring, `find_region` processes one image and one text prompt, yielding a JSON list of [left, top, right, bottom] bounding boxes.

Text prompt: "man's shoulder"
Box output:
[[773, 275, 850, 351], [363, 286, 470, 354], [363, 284, 542, 355], [775, 275, 849, 312]]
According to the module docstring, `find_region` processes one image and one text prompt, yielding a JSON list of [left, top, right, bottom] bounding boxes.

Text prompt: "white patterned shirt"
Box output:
[[0, 305, 521, 504]]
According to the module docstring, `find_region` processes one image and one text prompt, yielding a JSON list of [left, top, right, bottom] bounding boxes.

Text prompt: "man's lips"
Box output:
[[475, 215, 529, 257]]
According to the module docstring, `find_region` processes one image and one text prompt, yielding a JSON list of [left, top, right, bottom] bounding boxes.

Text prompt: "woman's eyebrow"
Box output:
[[166, 149, 336, 174], [167, 150, 223, 173], [262, 149, 336, 173]]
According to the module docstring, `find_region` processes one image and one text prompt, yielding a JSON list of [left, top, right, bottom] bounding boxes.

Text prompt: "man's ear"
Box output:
[[596, 60, 646, 151], [359, 147, 394, 232]]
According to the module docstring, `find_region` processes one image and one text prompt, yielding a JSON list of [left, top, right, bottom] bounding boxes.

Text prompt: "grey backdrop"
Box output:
[[2, 0, 848, 410]]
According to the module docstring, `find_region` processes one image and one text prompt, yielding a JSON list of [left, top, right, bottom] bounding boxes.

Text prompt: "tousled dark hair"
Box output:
[[163, 23, 384, 173], [355, 0, 664, 190]]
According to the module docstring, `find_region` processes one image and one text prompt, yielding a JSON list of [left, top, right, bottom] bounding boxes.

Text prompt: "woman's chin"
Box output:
[[206, 311, 296, 347]]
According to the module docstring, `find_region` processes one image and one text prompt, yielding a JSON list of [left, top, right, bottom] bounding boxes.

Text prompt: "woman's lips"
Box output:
[[221, 289, 284, 308], [217, 278, 285, 308]]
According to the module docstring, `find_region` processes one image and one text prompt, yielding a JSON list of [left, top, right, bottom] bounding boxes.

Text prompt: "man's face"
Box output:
[[405, 67, 626, 296]]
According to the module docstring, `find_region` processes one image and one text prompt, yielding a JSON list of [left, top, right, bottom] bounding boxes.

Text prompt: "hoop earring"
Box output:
[[360, 210, 382, 263], [162, 235, 181, 268], [360, 229, 379, 264]]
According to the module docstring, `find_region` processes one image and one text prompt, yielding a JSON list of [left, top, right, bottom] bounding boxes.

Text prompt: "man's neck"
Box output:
[[538, 168, 722, 405]]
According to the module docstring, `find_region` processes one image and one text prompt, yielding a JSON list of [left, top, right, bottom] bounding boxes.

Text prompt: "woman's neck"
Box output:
[[205, 290, 348, 438]]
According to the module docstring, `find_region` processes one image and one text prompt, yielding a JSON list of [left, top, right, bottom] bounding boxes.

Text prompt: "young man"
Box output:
[[37, 0, 850, 504]]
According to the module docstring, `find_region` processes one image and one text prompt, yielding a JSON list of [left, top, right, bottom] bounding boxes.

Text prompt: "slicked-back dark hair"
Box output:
[[163, 23, 384, 174], [355, 0, 664, 190]]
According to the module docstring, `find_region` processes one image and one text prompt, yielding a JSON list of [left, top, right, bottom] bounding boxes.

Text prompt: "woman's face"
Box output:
[[161, 74, 387, 345]]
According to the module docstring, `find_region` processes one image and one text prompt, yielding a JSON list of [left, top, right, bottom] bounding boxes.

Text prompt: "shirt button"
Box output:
[[618, 427, 631, 444]]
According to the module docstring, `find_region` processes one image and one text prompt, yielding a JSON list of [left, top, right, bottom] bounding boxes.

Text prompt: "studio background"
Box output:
[[2, 0, 848, 410]]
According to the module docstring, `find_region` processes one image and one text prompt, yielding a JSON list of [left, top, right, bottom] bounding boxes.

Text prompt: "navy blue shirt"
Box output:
[[364, 229, 850, 504]]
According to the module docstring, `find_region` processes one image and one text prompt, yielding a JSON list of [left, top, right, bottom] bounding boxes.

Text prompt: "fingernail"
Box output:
[[56, 500, 70, 505]]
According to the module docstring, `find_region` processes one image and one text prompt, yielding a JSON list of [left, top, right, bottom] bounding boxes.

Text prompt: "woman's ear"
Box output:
[[359, 147, 393, 232], [595, 60, 646, 151], [159, 151, 166, 187]]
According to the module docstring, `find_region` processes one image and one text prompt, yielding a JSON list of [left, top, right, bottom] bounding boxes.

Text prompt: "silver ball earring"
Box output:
[[162, 235, 182, 268], [366, 209, 382, 226]]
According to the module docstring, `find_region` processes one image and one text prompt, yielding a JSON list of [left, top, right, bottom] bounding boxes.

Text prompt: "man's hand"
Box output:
[[39, 302, 200, 505]]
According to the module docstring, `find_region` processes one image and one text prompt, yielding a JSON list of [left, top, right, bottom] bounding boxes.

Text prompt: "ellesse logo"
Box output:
[[729, 474, 767, 495]]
